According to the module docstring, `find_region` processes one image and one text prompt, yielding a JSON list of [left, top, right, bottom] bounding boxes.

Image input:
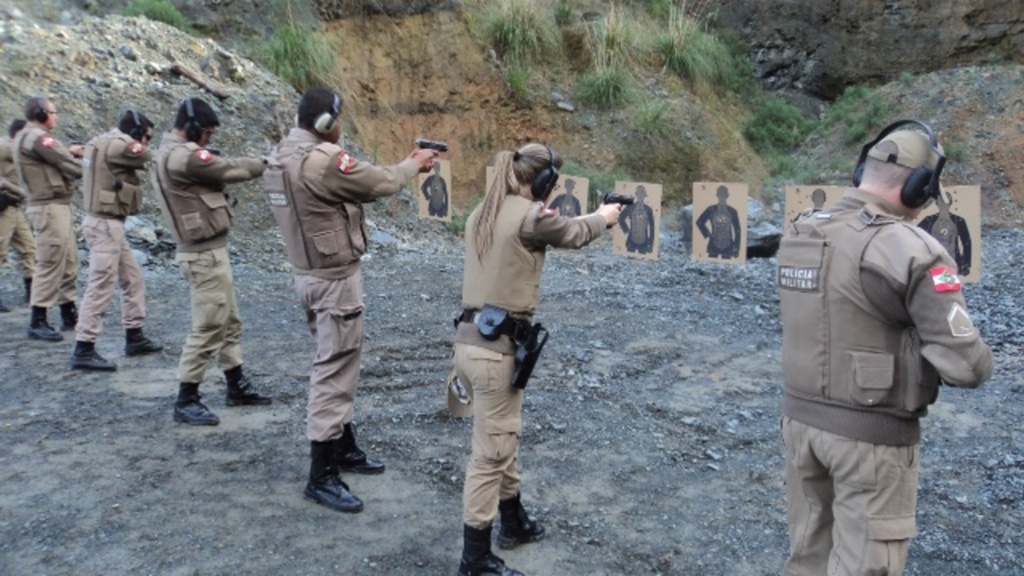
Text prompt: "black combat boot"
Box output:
[[304, 440, 364, 513], [124, 327, 163, 356], [24, 277, 31, 304], [224, 365, 272, 406], [27, 306, 62, 341], [459, 524, 525, 576], [497, 493, 546, 549], [0, 298, 9, 313], [70, 340, 117, 371], [173, 383, 220, 426], [59, 302, 78, 331], [337, 422, 385, 474]]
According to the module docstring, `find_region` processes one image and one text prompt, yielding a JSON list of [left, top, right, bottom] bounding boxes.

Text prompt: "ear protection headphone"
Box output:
[[314, 94, 341, 135], [126, 109, 147, 141], [182, 98, 204, 142], [852, 119, 946, 209], [530, 145, 560, 201], [30, 96, 49, 123]]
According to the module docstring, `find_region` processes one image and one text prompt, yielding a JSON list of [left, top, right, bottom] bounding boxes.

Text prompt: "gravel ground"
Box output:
[[0, 208, 1021, 575]]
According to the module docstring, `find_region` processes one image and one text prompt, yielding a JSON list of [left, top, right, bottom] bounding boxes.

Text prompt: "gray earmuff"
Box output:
[[852, 119, 946, 209], [314, 94, 341, 135]]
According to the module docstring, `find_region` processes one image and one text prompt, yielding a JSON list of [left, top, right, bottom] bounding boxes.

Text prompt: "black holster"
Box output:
[[511, 322, 548, 390]]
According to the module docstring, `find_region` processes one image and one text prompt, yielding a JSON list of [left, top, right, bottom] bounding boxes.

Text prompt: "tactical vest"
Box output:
[[151, 139, 232, 251], [83, 131, 143, 218], [264, 142, 365, 277], [778, 206, 939, 423], [462, 196, 544, 316], [12, 126, 73, 204]]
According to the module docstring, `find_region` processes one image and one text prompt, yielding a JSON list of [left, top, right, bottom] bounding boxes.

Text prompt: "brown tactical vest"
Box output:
[[83, 130, 145, 218], [151, 137, 232, 252], [462, 195, 544, 316], [265, 141, 366, 279], [12, 126, 74, 204], [778, 204, 940, 442]]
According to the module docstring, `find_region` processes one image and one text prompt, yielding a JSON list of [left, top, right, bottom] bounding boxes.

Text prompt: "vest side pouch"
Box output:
[[191, 191, 231, 241], [118, 182, 142, 216], [778, 229, 831, 400], [899, 328, 939, 414], [311, 229, 343, 257], [848, 350, 896, 408], [343, 202, 367, 259], [44, 166, 67, 198]]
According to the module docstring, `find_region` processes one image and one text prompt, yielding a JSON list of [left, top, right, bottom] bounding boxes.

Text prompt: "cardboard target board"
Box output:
[[912, 185, 982, 283], [417, 159, 452, 222], [691, 182, 748, 265], [612, 181, 661, 260], [546, 176, 589, 217], [784, 185, 845, 232]]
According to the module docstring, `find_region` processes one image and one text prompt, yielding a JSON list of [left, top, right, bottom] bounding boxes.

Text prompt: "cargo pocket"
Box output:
[[36, 240, 62, 264], [312, 229, 343, 257], [198, 192, 231, 240], [849, 351, 895, 407], [323, 305, 364, 354], [181, 212, 203, 238]]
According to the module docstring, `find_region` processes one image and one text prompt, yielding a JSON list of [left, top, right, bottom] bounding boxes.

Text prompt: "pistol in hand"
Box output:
[[415, 138, 449, 153], [602, 192, 635, 205]]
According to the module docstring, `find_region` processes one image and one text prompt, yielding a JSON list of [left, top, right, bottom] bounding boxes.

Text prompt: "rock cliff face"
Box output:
[[716, 0, 1024, 101]]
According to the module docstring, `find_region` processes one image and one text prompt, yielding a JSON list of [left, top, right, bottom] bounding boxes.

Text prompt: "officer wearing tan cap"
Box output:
[[453, 143, 621, 576], [265, 87, 437, 513], [12, 96, 83, 341], [70, 110, 163, 371], [0, 119, 36, 312], [778, 120, 993, 576], [152, 97, 271, 426]]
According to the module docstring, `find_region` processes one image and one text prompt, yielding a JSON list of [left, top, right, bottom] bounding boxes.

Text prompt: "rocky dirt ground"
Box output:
[[0, 201, 1021, 575]]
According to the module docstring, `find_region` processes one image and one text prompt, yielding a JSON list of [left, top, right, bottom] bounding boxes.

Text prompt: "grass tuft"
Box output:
[[122, 0, 191, 33], [259, 25, 336, 91]]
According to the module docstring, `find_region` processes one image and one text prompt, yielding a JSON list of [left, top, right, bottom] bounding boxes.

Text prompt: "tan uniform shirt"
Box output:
[[152, 132, 264, 253], [778, 188, 993, 445], [266, 127, 421, 278], [0, 139, 28, 204], [11, 125, 82, 205], [83, 128, 152, 219], [456, 195, 605, 353]]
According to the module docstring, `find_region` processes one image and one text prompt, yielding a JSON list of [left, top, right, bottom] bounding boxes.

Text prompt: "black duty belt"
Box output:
[[456, 307, 532, 339]]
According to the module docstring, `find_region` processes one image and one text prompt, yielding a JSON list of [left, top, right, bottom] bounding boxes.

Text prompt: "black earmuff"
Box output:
[[127, 109, 145, 141], [183, 98, 204, 142], [314, 94, 341, 135], [530, 145, 560, 201], [30, 96, 48, 123], [852, 119, 946, 209]]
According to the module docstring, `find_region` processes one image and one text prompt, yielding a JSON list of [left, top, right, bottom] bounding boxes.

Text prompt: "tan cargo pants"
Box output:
[[0, 206, 36, 278], [783, 417, 919, 576], [455, 342, 522, 528], [25, 203, 78, 308], [76, 215, 146, 342], [175, 247, 242, 384], [294, 271, 364, 442]]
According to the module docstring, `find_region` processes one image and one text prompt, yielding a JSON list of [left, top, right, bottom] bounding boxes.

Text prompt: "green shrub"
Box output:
[[576, 65, 633, 108], [744, 96, 816, 154], [633, 99, 670, 135], [944, 140, 967, 163], [260, 25, 335, 91], [554, 0, 574, 26], [446, 195, 484, 236], [505, 64, 531, 99], [122, 0, 191, 33], [824, 85, 887, 144], [484, 0, 559, 65]]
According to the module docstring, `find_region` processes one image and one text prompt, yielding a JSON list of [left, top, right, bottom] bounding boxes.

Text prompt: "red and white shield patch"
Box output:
[[337, 153, 356, 174], [930, 265, 962, 292], [196, 149, 213, 163], [40, 136, 55, 148], [129, 141, 146, 154]]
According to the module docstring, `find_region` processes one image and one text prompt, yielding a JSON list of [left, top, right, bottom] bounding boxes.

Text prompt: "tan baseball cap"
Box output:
[[867, 129, 943, 169]]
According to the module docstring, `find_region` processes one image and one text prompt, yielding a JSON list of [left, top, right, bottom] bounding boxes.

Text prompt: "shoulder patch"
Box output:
[[129, 141, 146, 155], [337, 153, 357, 174], [930, 265, 961, 292], [40, 136, 55, 148], [947, 303, 975, 337], [196, 149, 213, 163]]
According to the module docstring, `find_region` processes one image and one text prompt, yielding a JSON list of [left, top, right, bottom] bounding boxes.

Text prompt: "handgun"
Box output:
[[603, 193, 635, 205], [415, 138, 448, 152]]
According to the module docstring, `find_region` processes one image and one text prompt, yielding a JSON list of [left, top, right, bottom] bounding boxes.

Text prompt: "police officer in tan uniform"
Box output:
[[13, 96, 84, 341], [70, 110, 163, 371], [778, 121, 993, 576], [152, 97, 271, 426], [265, 88, 437, 512], [0, 119, 36, 312], [453, 143, 621, 576]]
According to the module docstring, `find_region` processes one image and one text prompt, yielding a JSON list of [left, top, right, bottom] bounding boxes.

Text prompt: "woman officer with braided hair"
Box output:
[[453, 143, 620, 576]]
